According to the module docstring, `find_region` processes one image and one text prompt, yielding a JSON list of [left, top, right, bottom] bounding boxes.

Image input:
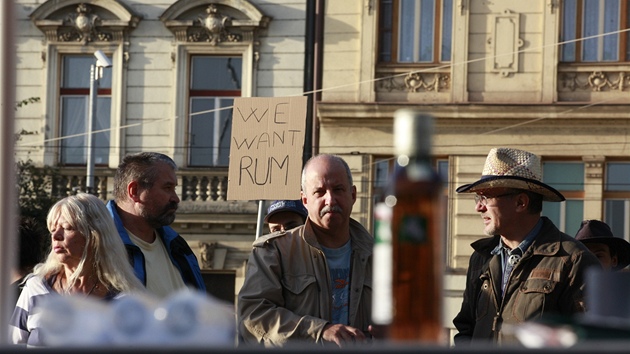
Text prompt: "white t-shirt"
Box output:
[[128, 230, 186, 298]]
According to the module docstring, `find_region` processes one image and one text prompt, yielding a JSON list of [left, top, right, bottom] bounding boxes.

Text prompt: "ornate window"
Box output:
[[378, 0, 453, 64], [560, 0, 630, 62], [60, 55, 112, 165], [30, 0, 140, 167], [376, 0, 453, 98], [160, 1, 269, 168]]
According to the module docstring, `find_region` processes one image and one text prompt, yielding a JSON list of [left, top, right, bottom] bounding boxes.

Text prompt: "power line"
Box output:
[[14, 23, 630, 157]]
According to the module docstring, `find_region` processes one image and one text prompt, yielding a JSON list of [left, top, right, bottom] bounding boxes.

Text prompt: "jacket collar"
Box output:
[[106, 200, 180, 247], [301, 218, 373, 255], [472, 217, 562, 258]]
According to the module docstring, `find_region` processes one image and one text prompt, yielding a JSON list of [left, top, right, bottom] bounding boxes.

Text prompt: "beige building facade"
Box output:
[[317, 0, 630, 338], [15, 0, 307, 304], [12, 0, 630, 340]]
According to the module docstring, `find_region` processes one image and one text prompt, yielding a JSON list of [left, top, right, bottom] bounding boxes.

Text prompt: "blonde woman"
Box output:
[[10, 193, 145, 346]]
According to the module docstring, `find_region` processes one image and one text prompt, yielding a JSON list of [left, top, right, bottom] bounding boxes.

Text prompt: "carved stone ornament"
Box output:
[[377, 72, 451, 93], [60, 4, 111, 43], [199, 241, 217, 269], [30, 1, 141, 47], [188, 4, 241, 45], [560, 71, 630, 92], [160, 0, 270, 45], [487, 10, 523, 77]]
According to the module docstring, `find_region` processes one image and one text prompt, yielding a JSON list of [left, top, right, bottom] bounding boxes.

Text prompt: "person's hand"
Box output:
[[321, 323, 366, 348], [368, 324, 388, 340]]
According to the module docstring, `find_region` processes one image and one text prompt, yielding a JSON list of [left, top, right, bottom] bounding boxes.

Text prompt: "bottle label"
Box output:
[[399, 214, 428, 244], [372, 203, 393, 324]]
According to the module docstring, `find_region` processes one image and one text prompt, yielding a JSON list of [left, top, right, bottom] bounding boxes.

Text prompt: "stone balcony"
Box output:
[[40, 166, 259, 283]]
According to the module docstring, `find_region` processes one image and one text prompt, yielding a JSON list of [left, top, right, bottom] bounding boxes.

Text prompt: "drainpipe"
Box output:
[[303, 0, 325, 164]]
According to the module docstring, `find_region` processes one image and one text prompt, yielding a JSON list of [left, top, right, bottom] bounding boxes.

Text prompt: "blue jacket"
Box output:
[[106, 200, 206, 291]]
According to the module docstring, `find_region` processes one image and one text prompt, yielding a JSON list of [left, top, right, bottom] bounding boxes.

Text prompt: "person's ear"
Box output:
[[515, 192, 528, 210], [128, 181, 141, 202], [301, 191, 307, 206], [611, 255, 618, 268]]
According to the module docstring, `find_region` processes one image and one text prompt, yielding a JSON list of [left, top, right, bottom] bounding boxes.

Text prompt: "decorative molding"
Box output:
[[161, 0, 270, 47], [458, 0, 468, 15], [366, 0, 375, 15], [377, 72, 451, 93], [189, 4, 241, 44], [548, 0, 559, 14], [559, 71, 630, 92], [30, 1, 141, 60], [199, 242, 217, 269], [61, 3, 112, 43], [487, 10, 523, 77], [583, 157, 604, 179]]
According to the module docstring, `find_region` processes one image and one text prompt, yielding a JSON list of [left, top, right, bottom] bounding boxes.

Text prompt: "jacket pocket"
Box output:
[[281, 274, 318, 315], [475, 277, 492, 321], [512, 278, 557, 322]]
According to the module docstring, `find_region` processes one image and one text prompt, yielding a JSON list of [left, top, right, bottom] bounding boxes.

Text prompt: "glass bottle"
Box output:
[[388, 109, 444, 343]]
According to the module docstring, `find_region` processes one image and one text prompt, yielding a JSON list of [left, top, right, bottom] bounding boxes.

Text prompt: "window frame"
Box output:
[[560, 0, 630, 63], [377, 0, 453, 66], [58, 54, 113, 166], [172, 45, 254, 169], [541, 161, 585, 235], [603, 161, 630, 241], [187, 55, 243, 167], [42, 45, 122, 168]]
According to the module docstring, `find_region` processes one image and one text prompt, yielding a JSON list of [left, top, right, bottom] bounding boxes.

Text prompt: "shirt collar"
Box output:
[[491, 218, 543, 256]]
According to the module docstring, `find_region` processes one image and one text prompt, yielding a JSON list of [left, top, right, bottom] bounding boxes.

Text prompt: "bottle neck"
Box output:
[[400, 154, 432, 166]]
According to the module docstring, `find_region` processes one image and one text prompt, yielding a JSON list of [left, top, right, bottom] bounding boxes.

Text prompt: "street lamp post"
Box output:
[[86, 50, 112, 194]]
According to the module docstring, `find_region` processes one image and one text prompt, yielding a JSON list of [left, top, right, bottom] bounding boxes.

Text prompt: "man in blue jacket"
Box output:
[[107, 152, 205, 298]]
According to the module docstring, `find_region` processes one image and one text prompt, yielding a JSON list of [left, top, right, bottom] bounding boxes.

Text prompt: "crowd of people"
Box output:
[[8, 149, 630, 347]]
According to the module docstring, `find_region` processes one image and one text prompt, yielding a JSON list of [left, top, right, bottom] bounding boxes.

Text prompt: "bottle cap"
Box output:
[[393, 109, 434, 157]]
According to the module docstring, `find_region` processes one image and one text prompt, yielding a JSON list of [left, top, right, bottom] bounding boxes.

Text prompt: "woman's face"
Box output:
[[50, 215, 86, 270]]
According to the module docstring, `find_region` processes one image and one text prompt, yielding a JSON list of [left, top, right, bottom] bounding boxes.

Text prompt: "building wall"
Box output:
[[13, 0, 307, 304], [319, 0, 630, 339], [13, 0, 630, 340]]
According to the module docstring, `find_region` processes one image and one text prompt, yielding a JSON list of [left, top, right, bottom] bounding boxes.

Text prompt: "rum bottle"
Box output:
[[388, 109, 444, 343]]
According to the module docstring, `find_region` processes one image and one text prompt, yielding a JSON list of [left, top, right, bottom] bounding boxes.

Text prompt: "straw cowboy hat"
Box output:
[[456, 148, 565, 202], [575, 220, 630, 270]]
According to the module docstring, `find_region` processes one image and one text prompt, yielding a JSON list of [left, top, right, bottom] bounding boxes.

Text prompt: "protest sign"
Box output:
[[227, 96, 307, 200]]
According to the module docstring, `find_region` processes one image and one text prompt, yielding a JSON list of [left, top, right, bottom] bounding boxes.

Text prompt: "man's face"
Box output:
[[301, 157, 356, 231], [585, 242, 617, 270], [137, 163, 180, 228], [474, 188, 521, 237], [267, 211, 304, 233]]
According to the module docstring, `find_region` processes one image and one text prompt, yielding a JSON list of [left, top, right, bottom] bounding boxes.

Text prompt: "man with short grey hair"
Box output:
[[238, 154, 373, 347]]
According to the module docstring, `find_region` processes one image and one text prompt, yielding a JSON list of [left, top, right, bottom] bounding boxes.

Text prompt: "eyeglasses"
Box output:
[[474, 192, 520, 206]]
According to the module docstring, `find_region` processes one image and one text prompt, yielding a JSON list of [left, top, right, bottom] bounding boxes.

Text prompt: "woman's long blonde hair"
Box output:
[[33, 193, 144, 294]]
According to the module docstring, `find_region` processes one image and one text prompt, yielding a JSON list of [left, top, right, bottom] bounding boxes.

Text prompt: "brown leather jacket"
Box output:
[[453, 217, 601, 345], [237, 218, 373, 347]]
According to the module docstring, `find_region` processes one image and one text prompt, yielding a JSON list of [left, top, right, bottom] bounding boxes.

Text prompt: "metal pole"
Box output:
[[255, 200, 265, 239], [86, 64, 97, 193], [0, 0, 17, 344]]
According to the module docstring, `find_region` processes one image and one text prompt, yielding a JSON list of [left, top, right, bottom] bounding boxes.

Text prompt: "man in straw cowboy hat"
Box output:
[[575, 219, 630, 271], [452, 148, 600, 345]]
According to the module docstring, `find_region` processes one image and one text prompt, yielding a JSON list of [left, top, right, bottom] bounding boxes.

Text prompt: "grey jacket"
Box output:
[[237, 218, 373, 347], [453, 217, 601, 345]]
